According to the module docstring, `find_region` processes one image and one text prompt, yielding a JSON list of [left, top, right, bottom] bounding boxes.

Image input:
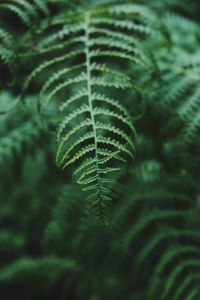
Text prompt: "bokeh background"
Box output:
[[1, 1, 200, 299]]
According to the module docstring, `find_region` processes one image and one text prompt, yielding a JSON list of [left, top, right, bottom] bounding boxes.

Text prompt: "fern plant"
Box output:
[[1, 0, 200, 299], [22, 3, 156, 224]]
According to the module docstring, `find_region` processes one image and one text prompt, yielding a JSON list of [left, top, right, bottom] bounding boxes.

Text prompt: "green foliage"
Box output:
[[22, 3, 155, 223], [1, 0, 200, 299]]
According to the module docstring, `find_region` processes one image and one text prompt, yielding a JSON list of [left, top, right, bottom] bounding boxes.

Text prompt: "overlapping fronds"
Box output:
[[155, 15, 200, 147], [1, 1, 200, 299]]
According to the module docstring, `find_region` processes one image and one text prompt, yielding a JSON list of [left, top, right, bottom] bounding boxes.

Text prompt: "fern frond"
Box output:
[[147, 236, 200, 298], [161, 258, 200, 300], [0, 117, 44, 168], [156, 14, 200, 147], [23, 3, 153, 223], [185, 288, 200, 300], [0, 27, 13, 46], [0, 256, 77, 282], [43, 184, 84, 254], [0, 26, 14, 66], [140, 228, 200, 270], [173, 272, 200, 300], [123, 209, 187, 251], [0, 0, 48, 26]]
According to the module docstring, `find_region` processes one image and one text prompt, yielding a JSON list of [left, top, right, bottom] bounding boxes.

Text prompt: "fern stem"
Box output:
[[84, 11, 107, 225], [85, 12, 97, 156]]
